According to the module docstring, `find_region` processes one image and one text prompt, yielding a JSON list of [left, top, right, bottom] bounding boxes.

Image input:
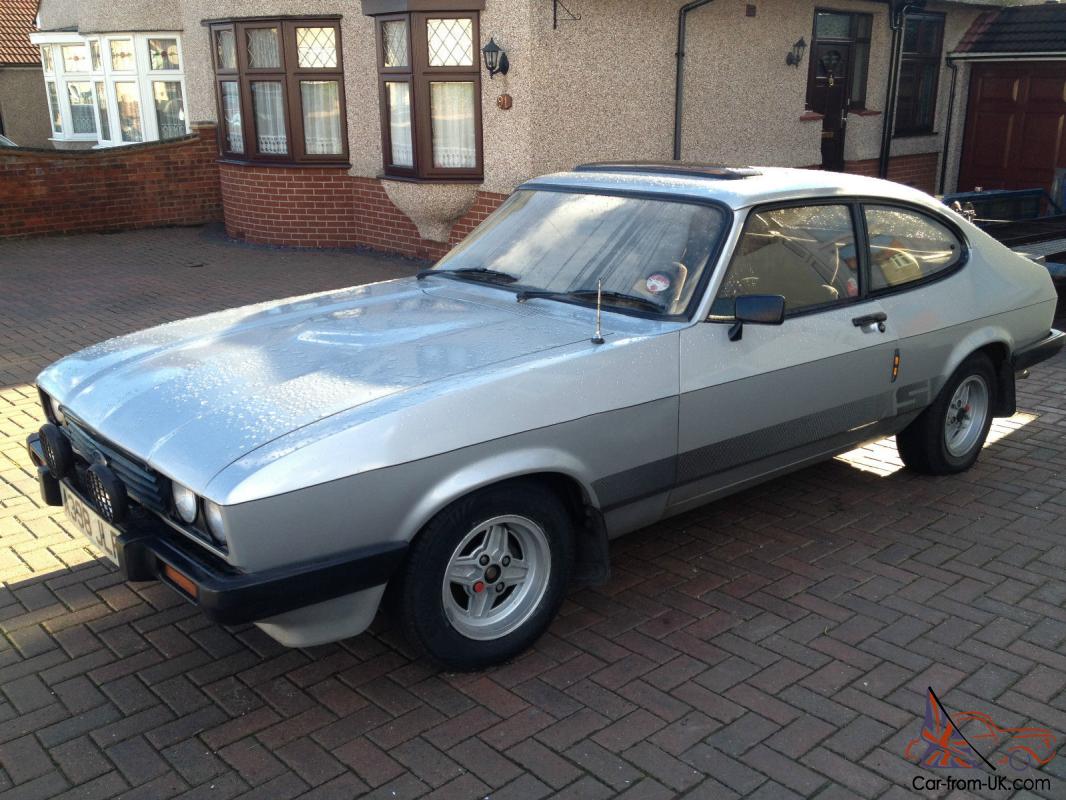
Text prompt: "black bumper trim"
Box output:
[[28, 433, 407, 626], [1014, 329, 1065, 372]]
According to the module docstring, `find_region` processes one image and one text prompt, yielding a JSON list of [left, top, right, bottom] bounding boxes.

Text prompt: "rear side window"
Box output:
[[864, 205, 962, 290], [712, 204, 860, 317]]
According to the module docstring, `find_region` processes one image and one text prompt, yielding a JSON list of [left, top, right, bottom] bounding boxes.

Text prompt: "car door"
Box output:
[[668, 201, 900, 514]]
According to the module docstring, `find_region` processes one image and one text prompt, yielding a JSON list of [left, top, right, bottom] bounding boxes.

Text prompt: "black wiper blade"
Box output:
[[417, 267, 518, 284], [518, 288, 665, 313]]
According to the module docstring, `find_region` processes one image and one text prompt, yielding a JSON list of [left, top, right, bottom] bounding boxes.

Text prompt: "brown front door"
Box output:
[[958, 62, 1066, 193], [808, 42, 852, 171]]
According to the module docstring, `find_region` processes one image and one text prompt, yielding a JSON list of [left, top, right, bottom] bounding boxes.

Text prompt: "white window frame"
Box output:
[[29, 31, 189, 148]]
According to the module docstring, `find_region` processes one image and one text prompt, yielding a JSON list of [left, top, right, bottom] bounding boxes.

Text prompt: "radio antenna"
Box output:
[[592, 279, 605, 345]]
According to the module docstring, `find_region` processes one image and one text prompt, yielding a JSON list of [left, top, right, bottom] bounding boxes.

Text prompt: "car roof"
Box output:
[[524, 164, 940, 212]]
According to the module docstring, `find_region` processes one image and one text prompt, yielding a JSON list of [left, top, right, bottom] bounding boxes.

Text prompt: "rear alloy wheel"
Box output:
[[897, 352, 996, 475], [397, 482, 573, 671]]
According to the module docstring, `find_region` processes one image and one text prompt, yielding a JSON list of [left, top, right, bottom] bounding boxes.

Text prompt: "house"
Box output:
[[0, 0, 50, 147], [25, 0, 1044, 258]]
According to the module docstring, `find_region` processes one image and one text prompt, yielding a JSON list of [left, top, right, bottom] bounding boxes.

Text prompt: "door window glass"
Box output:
[[864, 206, 962, 289], [713, 205, 859, 316]]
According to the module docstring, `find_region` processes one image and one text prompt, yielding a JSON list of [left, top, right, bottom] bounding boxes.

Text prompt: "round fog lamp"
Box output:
[[203, 501, 226, 544], [172, 483, 197, 523]]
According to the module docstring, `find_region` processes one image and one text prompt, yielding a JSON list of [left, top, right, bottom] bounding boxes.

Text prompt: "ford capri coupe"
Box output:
[[29, 164, 1063, 670]]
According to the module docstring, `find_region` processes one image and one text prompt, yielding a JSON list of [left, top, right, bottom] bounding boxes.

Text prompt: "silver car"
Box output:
[[28, 164, 1063, 670]]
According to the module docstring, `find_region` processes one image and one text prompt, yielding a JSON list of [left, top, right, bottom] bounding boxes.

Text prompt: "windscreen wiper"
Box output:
[[516, 288, 665, 314], [416, 267, 518, 284]]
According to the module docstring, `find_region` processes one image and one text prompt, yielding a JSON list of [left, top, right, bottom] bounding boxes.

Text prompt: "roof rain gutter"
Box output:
[[674, 0, 716, 161], [878, 0, 925, 179]]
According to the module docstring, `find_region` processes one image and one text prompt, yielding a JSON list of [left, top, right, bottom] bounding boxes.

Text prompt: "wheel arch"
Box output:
[[939, 328, 1016, 417]]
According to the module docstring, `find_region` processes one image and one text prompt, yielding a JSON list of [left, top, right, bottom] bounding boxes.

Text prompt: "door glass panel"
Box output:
[[713, 205, 859, 316], [385, 81, 413, 166], [247, 28, 281, 69], [251, 81, 287, 154], [149, 38, 180, 70], [300, 80, 342, 154], [62, 44, 90, 73], [220, 81, 243, 152], [46, 82, 62, 133], [115, 81, 143, 142], [815, 12, 851, 40], [110, 39, 135, 71], [850, 43, 869, 103], [95, 81, 110, 140], [296, 27, 337, 68], [382, 20, 409, 67], [153, 81, 186, 139], [430, 81, 476, 168], [427, 18, 474, 67], [864, 206, 961, 290], [215, 30, 237, 69], [67, 82, 96, 133]]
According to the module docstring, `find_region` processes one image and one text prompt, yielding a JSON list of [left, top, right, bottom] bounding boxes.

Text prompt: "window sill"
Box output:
[[799, 112, 824, 122], [218, 157, 353, 169], [378, 173, 484, 185], [851, 108, 882, 117]]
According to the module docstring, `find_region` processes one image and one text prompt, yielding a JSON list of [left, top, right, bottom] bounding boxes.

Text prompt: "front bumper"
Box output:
[[1014, 329, 1065, 371], [27, 433, 407, 626]]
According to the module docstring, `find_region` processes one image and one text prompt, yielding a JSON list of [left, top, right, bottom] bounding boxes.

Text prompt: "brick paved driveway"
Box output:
[[1, 227, 1065, 800]]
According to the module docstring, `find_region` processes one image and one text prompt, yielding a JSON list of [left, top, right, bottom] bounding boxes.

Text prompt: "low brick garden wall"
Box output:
[[0, 124, 222, 239]]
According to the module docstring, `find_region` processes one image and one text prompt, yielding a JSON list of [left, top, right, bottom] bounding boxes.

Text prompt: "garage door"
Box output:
[[958, 62, 1066, 194]]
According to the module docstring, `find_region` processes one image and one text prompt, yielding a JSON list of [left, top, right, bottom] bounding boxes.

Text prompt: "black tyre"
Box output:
[[397, 481, 573, 671], [896, 352, 996, 475]]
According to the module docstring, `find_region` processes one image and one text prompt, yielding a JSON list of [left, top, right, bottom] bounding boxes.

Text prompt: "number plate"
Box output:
[[61, 483, 120, 565]]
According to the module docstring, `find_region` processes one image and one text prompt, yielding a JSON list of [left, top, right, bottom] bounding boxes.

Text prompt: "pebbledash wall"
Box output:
[[0, 124, 222, 238], [30, 0, 1003, 253]]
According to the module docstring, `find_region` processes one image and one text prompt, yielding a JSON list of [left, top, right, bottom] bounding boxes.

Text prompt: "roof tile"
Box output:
[[954, 4, 1066, 55], [0, 0, 39, 66]]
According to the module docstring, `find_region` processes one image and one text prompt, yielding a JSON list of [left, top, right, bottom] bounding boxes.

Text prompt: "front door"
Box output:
[[669, 202, 899, 514], [809, 42, 852, 171]]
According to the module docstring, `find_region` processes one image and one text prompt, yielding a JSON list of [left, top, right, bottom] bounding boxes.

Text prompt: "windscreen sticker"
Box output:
[[645, 273, 671, 294]]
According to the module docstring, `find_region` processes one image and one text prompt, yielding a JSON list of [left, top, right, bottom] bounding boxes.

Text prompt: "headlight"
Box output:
[[49, 396, 65, 425], [172, 483, 197, 523], [203, 501, 226, 545]]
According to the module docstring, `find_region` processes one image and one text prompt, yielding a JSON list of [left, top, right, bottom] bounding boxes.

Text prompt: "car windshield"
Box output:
[[431, 189, 730, 316]]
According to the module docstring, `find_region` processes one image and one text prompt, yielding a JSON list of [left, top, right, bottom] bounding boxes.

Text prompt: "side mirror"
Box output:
[[727, 294, 785, 341]]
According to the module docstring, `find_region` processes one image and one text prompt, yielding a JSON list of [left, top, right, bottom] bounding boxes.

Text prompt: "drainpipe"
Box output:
[[878, 1, 925, 179], [674, 0, 716, 161], [937, 57, 959, 195]]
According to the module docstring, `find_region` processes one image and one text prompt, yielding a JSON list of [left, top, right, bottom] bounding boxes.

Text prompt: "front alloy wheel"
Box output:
[[398, 482, 573, 670]]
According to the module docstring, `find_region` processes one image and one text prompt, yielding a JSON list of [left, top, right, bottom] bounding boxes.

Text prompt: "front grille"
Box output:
[[62, 418, 169, 514]]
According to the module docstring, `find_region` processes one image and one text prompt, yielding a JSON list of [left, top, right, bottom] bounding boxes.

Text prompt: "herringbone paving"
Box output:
[[1, 227, 1064, 799]]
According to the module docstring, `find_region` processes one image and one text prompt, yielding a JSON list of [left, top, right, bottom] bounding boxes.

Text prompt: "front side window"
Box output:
[[153, 81, 186, 139], [46, 81, 62, 133], [896, 13, 944, 135], [375, 12, 482, 179], [95, 81, 110, 140], [115, 81, 143, 142], [434, 190, 729, 317], [109, 39, 135, 71], [713, 204, 859, 317], [865, 205, 962, 290], [66, 82, 96, 134], [209, 19, 346, 162], [61, 44, 90, 73], [149, 38, 181, 70], [41, 46, 54, 74]]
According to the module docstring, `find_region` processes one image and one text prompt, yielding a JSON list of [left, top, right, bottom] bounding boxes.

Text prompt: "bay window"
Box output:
[[31, 32, 189, 147], [374, 11, 483, 180], [208, 18, 348, 163]]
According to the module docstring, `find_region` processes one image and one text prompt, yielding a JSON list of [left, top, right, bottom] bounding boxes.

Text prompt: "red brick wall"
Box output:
[[219, 162, 508, 259], [844, 152, 940, 194], [0, 124, 222, 238]]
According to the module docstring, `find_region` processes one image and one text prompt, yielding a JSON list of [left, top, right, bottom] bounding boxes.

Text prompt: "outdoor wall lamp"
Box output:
[[482, 37, 509, 78], [786, 37, 807, 68]]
